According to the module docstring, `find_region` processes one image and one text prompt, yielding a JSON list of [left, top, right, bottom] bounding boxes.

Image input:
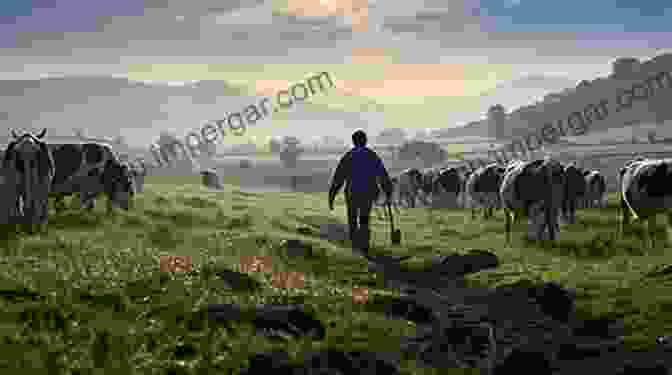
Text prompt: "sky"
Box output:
[[0, 0, 670, 147]]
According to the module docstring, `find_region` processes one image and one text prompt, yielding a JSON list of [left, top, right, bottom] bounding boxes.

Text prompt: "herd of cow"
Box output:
[[376, 155, 672, 247], [0, 129, 146, 233], [2, 128, 670, 250]]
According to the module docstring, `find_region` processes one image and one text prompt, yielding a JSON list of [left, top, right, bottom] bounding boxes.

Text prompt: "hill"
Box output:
[[433, 53, 672, 142]]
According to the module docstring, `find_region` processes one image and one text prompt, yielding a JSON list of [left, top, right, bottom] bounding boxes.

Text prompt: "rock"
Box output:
[[403, 318, 497, 371], [305, 350, 402, 375], [363, 294, 434, 325], [572, 317, 624, 339], [297, 226, 313, 235], [534, 282, 575, 323], [494, 347, 553, 375], [242, 349, 403, 375], [206, 303, 325, 340], [210, 268, 263, 292], [319, 223, 349, 242], [252, 304, 326, 340], [284, 239, 313, 258], [431, 250, 499, 277], [240, 350, 295, 375], [616, 362, 668, 375]]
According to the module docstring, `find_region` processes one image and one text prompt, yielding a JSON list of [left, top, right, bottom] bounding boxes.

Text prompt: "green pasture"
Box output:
[[0, 175, 670, 373]]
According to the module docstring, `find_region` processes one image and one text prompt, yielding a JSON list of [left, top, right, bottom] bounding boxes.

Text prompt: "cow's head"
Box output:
[[102, 159, 135, 210]]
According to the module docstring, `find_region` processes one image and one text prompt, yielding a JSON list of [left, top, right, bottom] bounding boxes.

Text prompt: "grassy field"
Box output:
[[1, 175, 672, 373]]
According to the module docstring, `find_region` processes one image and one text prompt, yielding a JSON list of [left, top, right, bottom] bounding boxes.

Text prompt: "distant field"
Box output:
[[0, 175, 671, 372], [151, 141, 672, 194]]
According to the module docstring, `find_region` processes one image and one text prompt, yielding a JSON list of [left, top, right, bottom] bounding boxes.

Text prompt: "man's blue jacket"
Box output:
[[329, 146, 393, 203]]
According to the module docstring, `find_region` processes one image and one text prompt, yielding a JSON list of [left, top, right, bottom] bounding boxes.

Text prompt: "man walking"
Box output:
[[328, 130, 393, 254]]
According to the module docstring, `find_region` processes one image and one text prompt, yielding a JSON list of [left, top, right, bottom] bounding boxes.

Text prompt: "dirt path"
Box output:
[[360, 251, 672, 374]]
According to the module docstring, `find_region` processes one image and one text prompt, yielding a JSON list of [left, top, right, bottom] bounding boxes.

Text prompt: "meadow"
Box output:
[[1, 174, 672, 373]]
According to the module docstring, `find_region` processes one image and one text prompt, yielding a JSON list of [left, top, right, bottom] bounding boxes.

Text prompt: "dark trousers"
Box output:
[[345, 189, 375, 251]]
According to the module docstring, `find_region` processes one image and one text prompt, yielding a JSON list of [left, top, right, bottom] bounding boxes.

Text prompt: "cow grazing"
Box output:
[[201, 169, 223, 189], [126, 160, 147, 193], [3, 129, 55, 232], [562, 163, 587, 224], [395, 168, 423, 208], [49, 143, 135, 213], [434, 167, 464, 209], [500, 157, 566, 242], [466, 163, 506, 219], [418, 168, 438, 206], [458, 166, 474, 208], [619, 158, 672, 248], [583, 170, 606, 208]]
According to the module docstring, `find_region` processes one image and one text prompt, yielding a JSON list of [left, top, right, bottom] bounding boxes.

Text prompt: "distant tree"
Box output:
[[376, 128, 407, 145], [397, 140, 447, 167], [648, 131, 658, 144], [279, 137, 304, 168]]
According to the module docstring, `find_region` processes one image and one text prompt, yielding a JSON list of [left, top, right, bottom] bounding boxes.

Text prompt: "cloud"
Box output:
[[0, 0, 670, 144]]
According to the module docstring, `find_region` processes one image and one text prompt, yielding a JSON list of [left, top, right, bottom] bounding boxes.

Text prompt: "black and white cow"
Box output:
[[395, 168, 424, 208], [466, 163, 506, 219], [619, 158, 672, 248], [48, 143, 135, 213], [2, 129, 55, 231], [433, 167, 464, 209], [458, 166, 474, 208], [418, 168, 439, 206], [500, 157, 566, 242], [562, 163, 587, 224], [582, 170, 606, 208], [126, 160, 147, 193]]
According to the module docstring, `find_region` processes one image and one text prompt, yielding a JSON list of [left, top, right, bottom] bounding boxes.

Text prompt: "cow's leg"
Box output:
[[54, 196, 66, 213], [535, 205, 548, 242], [569, 199, 576, 224], [545, 204, 559, 242], [81, 193, 96, 211], [106, 193, 114, 215], [642, 217, 653, 249], [505, 209, 513, 243], [619, 196, 630, 239]]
